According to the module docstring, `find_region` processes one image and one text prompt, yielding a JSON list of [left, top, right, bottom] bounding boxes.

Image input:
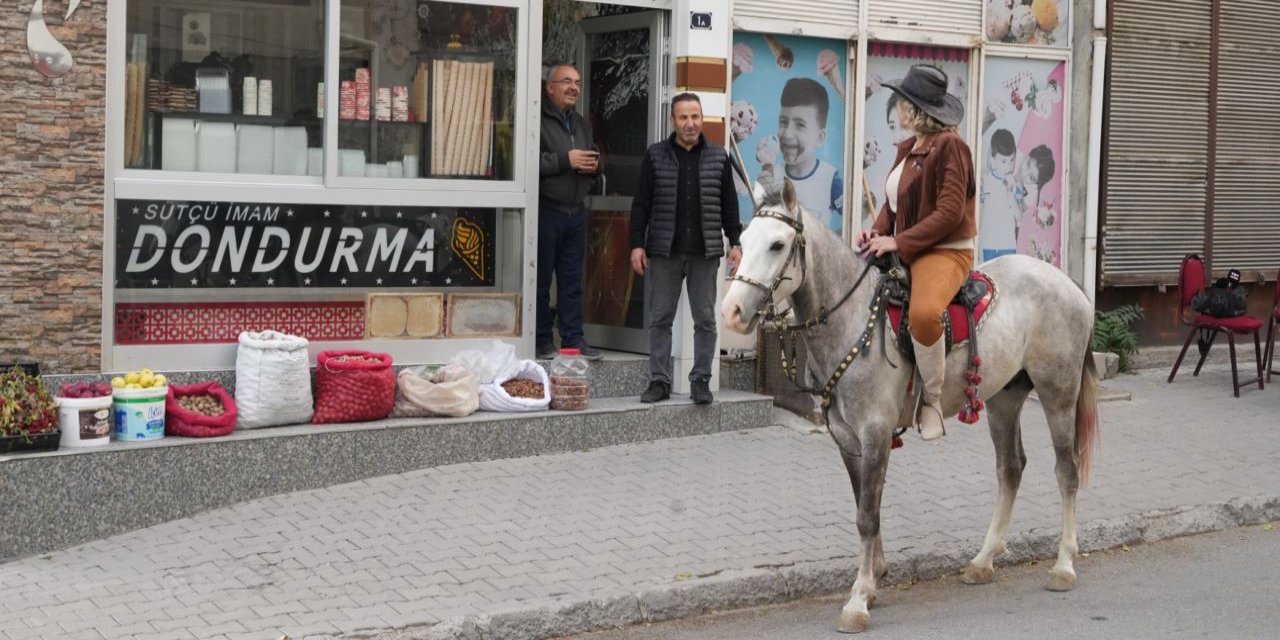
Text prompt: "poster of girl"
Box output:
[[978, 57, 1066, 266]]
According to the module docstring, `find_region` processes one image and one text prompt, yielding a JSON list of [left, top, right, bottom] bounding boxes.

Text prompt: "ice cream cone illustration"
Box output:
[[755, 135, 783, 197], [732, 43, 753, 82], [452, 218, 486, 280], [729, 99, 758, 144], [763, 34, 793, 70], [817, 49, 844, 101]]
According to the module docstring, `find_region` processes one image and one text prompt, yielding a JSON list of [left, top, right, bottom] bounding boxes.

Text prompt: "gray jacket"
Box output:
[[539, 101, 600, 212]]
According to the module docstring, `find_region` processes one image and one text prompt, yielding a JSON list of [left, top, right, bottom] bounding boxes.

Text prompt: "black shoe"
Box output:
[[690, 379, 713, 405], [565, 343, 605, 361], [640, 380, 670, 403], [536, 342, 558, 360]]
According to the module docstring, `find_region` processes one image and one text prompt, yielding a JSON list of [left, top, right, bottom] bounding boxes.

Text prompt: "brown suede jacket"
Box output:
[[872, 130, 978, 264]]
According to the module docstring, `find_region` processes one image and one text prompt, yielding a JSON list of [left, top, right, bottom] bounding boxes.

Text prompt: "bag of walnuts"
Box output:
[[166, 381, 238, 437]]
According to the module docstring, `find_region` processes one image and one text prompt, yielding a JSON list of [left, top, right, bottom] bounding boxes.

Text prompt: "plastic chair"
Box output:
[[1167, 254, 1265, 396], [1264, 269, 1280, 383]]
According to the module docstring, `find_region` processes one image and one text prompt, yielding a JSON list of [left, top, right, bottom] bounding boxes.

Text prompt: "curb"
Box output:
[[378, 494, 1280, 640]]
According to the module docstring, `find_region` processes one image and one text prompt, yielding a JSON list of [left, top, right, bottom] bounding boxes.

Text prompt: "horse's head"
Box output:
[[722, 179, 808, 334]]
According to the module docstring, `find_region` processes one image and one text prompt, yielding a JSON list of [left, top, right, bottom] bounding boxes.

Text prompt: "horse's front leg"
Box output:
[[840, 449, 887, 580], [838, 437, 891, 634]]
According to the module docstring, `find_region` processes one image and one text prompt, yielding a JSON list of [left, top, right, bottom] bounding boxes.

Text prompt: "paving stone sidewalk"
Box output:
[[3, 366, 1279, 640]]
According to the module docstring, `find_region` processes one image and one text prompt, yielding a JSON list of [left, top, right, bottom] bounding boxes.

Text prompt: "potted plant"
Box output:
[[0, 366, 60, 454], [1092, 304, 1144, 373]]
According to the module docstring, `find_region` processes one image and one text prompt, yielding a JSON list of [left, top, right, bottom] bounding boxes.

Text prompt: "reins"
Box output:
[[732, 208, 894, 432]]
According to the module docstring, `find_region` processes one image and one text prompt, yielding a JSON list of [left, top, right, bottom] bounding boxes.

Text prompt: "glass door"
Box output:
[[577, 10, 666, 353]]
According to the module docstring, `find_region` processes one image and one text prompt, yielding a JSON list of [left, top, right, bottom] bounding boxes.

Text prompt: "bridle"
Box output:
[[728, 208, 808, 323], [729, 206, 899, 442]]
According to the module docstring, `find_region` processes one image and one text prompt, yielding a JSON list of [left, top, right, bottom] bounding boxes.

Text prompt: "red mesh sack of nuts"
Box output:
[[312, 350, 396, 424], [166, 382, 238, 438]]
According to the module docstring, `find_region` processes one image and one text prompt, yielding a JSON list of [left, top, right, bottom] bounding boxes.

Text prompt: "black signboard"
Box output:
[[115, 200, 497, 289]]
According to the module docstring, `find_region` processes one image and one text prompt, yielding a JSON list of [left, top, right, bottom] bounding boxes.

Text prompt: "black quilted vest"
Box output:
[[645, 137, 728, 258]]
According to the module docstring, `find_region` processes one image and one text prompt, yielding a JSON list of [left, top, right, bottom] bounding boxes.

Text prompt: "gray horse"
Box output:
[[721, 181, 1099, 634]]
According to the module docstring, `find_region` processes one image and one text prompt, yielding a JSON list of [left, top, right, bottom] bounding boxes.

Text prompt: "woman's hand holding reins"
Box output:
[[860, 234, 898, 258]]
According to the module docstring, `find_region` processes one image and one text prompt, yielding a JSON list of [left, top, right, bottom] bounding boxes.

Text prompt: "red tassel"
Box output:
[[963, 371, 976, 383], [958, 407, 979, 424], [965, 385, 980, 398], [971, 374, 982, 385], [892, 436, 904, 449], [971, 356, 983, 367]]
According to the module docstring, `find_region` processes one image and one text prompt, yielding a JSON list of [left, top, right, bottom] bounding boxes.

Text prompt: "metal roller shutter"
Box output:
[[866, 0, 981, 36], [1211, 1, 1280, 278], [1101, 0, 1211, 284], [732, 0, 859, 39]]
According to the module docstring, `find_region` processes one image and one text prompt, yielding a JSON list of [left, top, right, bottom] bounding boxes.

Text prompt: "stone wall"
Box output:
[[0, 2, 107, 373]]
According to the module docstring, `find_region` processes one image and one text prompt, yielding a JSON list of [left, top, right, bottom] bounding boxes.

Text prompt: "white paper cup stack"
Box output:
[[257, 79, 273, 116], [243, 77, 258, 115]]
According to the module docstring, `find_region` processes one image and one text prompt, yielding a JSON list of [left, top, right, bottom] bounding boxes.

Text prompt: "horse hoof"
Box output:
[[836, 610, 870, 634], [1046, 569, 1076, 592], [961, 564, 995, 585]]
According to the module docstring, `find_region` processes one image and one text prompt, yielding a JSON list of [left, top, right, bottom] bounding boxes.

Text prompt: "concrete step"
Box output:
[[0, 390, 772, 561]]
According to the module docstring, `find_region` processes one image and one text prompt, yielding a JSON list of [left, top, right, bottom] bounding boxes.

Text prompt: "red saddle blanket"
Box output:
[[886, 271, 995, 346]]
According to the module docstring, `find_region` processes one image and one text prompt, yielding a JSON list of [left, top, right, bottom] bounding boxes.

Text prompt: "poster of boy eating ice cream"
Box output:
[[730, 34, 848, 234]]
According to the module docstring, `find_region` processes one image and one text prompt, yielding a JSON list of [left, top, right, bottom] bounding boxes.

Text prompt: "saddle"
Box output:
[[873, 254, 996, 429], [871, 253, 995, 362]]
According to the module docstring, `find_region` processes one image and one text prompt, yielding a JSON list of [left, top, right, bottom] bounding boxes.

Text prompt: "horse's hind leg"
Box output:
[[1039, 383, 1082, 592], [963, 379, 1031, 585]]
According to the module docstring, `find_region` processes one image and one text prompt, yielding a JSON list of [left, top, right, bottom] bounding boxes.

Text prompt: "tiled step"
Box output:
[[0, 390, 772, 561]]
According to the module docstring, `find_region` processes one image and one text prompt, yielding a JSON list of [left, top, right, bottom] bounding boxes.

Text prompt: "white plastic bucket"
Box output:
[[112, 386, 168, 442], [54, 395, 114, 448]]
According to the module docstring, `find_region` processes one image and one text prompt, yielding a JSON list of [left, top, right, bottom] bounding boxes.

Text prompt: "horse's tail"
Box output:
[[1075, 348, 1101, 486]]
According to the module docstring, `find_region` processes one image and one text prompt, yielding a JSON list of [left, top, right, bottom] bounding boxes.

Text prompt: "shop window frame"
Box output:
[[102, 0, 545, 371]]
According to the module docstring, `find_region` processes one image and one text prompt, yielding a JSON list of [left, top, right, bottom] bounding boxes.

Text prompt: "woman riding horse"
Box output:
[[856, 64, 977, 441]]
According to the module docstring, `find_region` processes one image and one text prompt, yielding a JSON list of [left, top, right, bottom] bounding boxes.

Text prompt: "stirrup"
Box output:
[[914, 394, 946, 441]]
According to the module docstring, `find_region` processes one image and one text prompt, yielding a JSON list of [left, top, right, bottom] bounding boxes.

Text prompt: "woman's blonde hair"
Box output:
[[897, 99, 957, 135]]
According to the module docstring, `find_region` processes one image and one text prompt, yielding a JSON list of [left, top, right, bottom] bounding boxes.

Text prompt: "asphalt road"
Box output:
[[560, 524, 1280, 640]]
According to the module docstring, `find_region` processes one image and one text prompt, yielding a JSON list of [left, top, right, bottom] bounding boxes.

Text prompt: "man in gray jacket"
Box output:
[[629, 94, 742, 404], [538, 63, 603, 360]]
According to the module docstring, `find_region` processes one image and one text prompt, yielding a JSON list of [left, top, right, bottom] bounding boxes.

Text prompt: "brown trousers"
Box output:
[[908, 249, 974, 346]]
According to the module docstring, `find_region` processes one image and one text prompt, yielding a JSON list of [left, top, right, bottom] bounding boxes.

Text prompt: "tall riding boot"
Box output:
[[911, 336, 947, 441]]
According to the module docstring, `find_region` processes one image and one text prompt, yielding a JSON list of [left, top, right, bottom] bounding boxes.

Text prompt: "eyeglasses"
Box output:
[[550, 78, 582, 87]]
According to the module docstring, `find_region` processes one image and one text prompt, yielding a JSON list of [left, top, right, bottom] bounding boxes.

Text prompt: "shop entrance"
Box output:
[[542, 2, 669, 354]]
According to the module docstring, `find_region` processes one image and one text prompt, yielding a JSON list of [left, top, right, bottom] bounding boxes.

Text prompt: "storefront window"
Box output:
[[124, 0, 326, 174], [337, 0, 518, 181]]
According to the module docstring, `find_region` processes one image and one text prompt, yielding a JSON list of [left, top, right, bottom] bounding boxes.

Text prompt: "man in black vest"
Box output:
[[538, 63, 603, 360], [630, 94, 743, 404]]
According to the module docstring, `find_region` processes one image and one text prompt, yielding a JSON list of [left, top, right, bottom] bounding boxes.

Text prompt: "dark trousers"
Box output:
[[537, 207, 587, 348], [646, 253, 719, 384]]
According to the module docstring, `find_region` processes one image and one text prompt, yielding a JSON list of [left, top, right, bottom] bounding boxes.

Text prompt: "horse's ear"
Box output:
[[781, 178, 799, 214]]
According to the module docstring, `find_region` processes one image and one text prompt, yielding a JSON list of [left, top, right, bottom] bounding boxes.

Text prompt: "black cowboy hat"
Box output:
[[882, 64, 964, 127]]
